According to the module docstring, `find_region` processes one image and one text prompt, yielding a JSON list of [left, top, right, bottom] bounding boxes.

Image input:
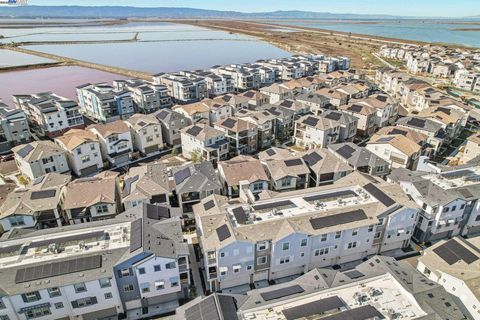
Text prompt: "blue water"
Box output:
[[271, 20, 480, 47]]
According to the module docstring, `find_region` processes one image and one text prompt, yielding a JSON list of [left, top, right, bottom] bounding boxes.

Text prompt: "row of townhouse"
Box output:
[[13, 114, 165, 179], [454, 68, 480, 93], [388, 162, 480, 243], [77, 80, 173, 123], [13, 92, 85, 138], [151, 55, 351, 104], [177, 255, 467, 320], [193, 171, 419, 292], [0, 203, 190, 320], [0, 101, 31, 153]]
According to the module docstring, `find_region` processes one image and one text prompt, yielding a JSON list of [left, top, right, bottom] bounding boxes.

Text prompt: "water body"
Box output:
[[0, 49, 55, 67], [0, 66, 126, 106], [270, 20, 480, 47]]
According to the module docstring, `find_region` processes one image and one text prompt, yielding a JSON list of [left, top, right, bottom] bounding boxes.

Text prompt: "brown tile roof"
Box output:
[[56, 129, 98, 151], [219, 156, 268, 186], [88, 120, 129, 137]]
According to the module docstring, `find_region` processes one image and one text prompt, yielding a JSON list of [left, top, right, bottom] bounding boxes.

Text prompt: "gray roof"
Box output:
[[328, 142, 389, 171], [173, 161, 222, 194]]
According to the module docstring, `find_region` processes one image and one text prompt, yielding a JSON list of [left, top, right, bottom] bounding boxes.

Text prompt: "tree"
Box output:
[[190, 150, 203, 163], [18, 175, 28, 186], [171, 147, 178, 156]]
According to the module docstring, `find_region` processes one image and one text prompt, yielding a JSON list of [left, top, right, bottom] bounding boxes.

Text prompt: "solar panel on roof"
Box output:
[[320, 305, 384, 320], [364, 183, 395, 207], [390, 128, 408, 136], [376, 95, 388, 102], [407, 118, 426, 128], [222, 118, 237, 129], [348, 104, 363, 112], [29, 230, 106, 249], [260, 285, 304, 301], [17, 144, 34, 158], [217, 295, 238, 320], [266, 149, 276, 156], [216, 224, 231, 242], [15, 255, 102, 283], [186, 126, 203, 137], [377, 136, 394, 143], [30, 189, 56, 200], [344, 270, 365, 279], [336, 145, 356, 159], [302, 116, 319, 126], [232, 207, 248, 224], [303, 190, 357, 202], [203, 200, 215, 211], [156, 110, 169, 120], [284, 159, 303, 167], [252, 200, 295, 211], [282, 296, 345, 320], [146, 204, 170, 220], [433, 239, 479, 265], [303, 152, 323, 166], [138, 121, 146, 127], [185, 295, 220, 320], [310, 209, 368, 230], [130, 218, 143, 252], [174, 167, 191, 185], [438, 107, 451, 115], [325, 112, 342, 121]]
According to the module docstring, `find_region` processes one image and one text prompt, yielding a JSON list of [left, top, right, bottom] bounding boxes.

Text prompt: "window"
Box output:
[[140, 283, 150, 293], [252, 182, 263, 191], [335, 231, 342, 239], [154, 265, 161, 272], [246, 265, 253, 271], [257, 242, 268, 251], [300, 239, 308, 247], [25, 305, 51, 319], [74, 283, 87, 293], [155, 281, 165, 290], [166, 262, 176, 269], [279, 256, 290, 264], [119, 268, 132, 277], [220, 252, 225, 258], [170, 277, 179, 287], [138, 267, 146, 275], [22, 291, 41, 303], [460, 204, 465, 210], [123, 284, 134, 292], [377, 218, 384, 225], [72, 297, 97, 308], [314, 247, 329, 256], [81, 155, 90, 163], [282, 242, 290, 250], [76, 148, 82, 155], [99, 278, 111, 288], [104, 292, 113, 299], [96, 204, 109, 213], [452, 206, 456, 211], [90, 143, 95, 151], [257, 256, 267, 265], [374, 231, 382, 239], [443, 207, 450, 213], [10, 216, 25, 227], [320, 234, 327, 242], [233, 265, 241, 273], [54, 302, 64, 309], [347, 242, 357, 249], [352, 229, 358, 236], [0, 298, 5, 309], [368, 225, 374, 232], [48, 287, 61, 298]]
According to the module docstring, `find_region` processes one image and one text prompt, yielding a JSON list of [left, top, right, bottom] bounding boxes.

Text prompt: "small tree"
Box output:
[[190, 150, 203, 163], [171, 147, 178, 156], [18, 175, 28, 186]]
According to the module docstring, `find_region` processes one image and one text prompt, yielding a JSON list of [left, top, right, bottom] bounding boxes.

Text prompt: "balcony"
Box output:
[[181, 192, 200, 203]]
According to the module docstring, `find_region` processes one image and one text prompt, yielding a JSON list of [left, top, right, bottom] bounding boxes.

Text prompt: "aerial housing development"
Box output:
[[0, 3, 480, 320]]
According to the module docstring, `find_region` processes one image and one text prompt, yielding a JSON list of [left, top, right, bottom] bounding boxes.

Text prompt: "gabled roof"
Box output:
[[368, 134, 421, 156], [12, 141, 66, 162], [55, 129, 98, 151], [173, 162, 222, 194], [122, 162, 170, 202], [219, 156, 269, 186], [88, 120, 129, 138]]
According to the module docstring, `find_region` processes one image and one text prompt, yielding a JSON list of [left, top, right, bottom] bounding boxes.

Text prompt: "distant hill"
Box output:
[[0, 6, 410, 19]]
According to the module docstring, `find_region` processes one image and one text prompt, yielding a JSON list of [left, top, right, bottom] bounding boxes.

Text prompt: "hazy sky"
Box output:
[[28, 0, 480, 18]]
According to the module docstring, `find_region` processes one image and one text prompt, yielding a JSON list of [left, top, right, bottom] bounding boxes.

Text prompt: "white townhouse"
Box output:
[[125, 114, 163, 156], [13, 141, 70, 180], [114, 79, 172, 113], [294, 115, 341, 149], [55, 129, 103, 177], [153, 73, 207, 104], [194, 171, 418, 292], [88, 120, 134, 167], [0, 101, 31, 153], [180, 124, 229, 165]]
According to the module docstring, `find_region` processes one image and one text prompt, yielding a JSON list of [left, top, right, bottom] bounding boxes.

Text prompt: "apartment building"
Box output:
[[125, 114, 163, 156], [180, 124, 229, 165], [294, 115, 341, 149], [154, 108, 191, 147], [13, 92, 84, 138], [122, 162, 171, 211], [88, 120, 133, 167], [172, 161, 222, 214], [316, 88, 349, 107], [238, 109, 276, 149], [416, 105, 466, 142], [300, 148, 353, 187], [55, 129, 103, 177], [153, 73, 207, 104], [295, 92, 330, 115], [416, 236, 480, 319], [13, 141, 70, 180], [367, 134, 422, 170], [0, 203, 190, 320], [454, 69, 480, 92], [114, 79, 172, 113], [212, 65, 261, 91], [461, 133, 480, 164], [218, 156, 269, 198], [172, 101, 210, 124], [396, 116, 446, 156], [62, 171, 120, 224], [0, 102, 31, 153], [320, 110, 358, 142], [194, 171, 418, 291], [262, 156, 310, 192], [389, 164, 480, 242], [0, 173, 70, 231], [76, 83, 134, 122], [212, 93, 249, 113], [260, 83, 295, 104], [338, 102, 377, 136], [329, 142, 391, 177], [215, 117, 258, 156], [181, 70, 235, 97]]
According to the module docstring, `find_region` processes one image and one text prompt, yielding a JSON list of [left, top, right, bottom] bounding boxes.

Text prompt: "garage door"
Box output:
[[80, 165, 99, 177], [144, 145, 159, 155]]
